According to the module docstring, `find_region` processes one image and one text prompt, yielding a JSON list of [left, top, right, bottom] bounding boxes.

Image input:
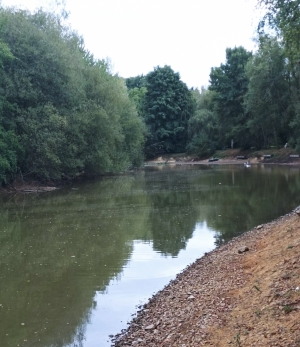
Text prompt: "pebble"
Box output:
[[144, 324, 155, 330], [238, 246, 249, 254]]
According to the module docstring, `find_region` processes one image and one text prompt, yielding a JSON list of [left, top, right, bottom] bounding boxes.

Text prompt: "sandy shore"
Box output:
[[112, 209, 300, 347]]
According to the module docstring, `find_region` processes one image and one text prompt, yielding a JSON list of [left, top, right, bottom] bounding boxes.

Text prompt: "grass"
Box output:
[[234, 332, 241, 347], [285, 290, 292, 299]]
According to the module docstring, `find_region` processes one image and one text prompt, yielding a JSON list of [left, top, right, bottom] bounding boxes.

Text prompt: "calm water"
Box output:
[[0, 164, 300, 347]]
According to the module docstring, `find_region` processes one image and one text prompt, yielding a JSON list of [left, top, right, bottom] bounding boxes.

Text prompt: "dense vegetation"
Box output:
[[125, 0, 300, 159], [126, 67, 195, 157], [1, 0, 300, 185], [185, 0, 300, 156], [0, 6, 145, 184]]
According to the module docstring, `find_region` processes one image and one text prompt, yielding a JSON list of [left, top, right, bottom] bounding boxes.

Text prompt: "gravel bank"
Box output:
[[112, 209, 300, 347]]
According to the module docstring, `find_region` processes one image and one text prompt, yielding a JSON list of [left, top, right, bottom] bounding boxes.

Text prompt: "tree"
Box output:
[[257, 0, 300, 151], [186, 88, 219, 156], [244, 36, 290, 149], [187, 109, 219, 156], [209, 47, 252, 149], [143, 65, 195, 155], [258, 0, 300, 67]]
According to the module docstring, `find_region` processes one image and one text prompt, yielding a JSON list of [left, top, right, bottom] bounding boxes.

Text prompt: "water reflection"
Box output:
[[0, 165, 299, 347]]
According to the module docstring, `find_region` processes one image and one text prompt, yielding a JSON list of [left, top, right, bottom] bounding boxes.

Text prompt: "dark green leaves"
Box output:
[[143, 65, 195, 155], [209, 47, 252, 149]]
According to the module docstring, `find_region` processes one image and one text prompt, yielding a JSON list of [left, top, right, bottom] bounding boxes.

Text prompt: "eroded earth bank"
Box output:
[[112, 209, 300, 347]]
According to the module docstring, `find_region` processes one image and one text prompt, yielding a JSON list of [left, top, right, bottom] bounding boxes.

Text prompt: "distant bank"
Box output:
[[146, 148, 300, 166]]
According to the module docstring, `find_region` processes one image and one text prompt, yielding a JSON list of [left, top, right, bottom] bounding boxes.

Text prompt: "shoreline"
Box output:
[[112, 208, 300, 346], [2, 152, 300, 194], [145, 157, 300, 167]]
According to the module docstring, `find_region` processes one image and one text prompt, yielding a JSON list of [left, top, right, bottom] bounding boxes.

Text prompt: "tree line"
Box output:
[[127, 0, 300, 158], [0, 0, 299, 184]]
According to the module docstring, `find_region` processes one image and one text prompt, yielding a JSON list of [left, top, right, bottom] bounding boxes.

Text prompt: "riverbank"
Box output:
[[112, 209, 300, 347], [145, 148, 300, 166], [2, 148, 299, 194]]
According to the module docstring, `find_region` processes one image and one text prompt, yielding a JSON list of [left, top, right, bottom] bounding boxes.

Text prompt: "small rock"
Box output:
[[188, 295, 195, 300], [256, 225, 263, 229], [144, 324, 155, 330], [238, 246, 249, 254]]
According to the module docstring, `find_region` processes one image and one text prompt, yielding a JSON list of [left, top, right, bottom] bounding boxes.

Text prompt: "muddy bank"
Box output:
[[112, 209, 300, 347]]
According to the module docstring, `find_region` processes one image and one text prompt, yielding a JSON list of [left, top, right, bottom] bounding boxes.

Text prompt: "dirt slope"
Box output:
[[112, 210, 300, 347]]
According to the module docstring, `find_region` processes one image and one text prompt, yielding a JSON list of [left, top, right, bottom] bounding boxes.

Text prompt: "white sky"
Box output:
[[1, 0, 262, 88]]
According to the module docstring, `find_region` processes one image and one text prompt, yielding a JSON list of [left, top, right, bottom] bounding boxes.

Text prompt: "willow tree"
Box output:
[[0, 6, 145, 182]]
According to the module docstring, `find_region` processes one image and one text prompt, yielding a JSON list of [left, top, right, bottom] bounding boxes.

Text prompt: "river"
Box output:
[[0, 164, 300, 347]]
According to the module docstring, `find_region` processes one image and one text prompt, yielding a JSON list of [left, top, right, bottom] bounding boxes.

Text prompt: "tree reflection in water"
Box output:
[[0, 165, 300, 347]]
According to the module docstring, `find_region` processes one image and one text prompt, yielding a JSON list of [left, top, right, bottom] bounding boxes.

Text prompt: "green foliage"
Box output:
[[0, 7, 14, 67], [258, 0, 300, 67], [257, 1, 300, 151], [209, 47, 252, 149], [80, 65, 145, 174], [18, 104, 76, 180], [143, 65, 195, 156], [0, 6, 145, 183], [128, 86, 147, 118], [187, 88, 219, 156], [0, 40, 13, 67], [0, 125, 20, 183], [244, 36, 291, 149], [283, 304, 294, 314], [126, 75, 146, 90], [187, 109, 219, 156], [191, 87, 216, 111]]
